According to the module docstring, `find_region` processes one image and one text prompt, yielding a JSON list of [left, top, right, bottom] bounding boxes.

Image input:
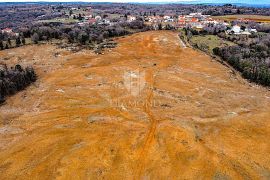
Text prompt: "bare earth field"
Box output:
[[212, 15, 270, 23], [0, 31, 270, 179]]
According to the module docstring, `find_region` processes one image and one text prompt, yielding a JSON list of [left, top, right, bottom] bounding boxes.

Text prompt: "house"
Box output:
[[95, 16, 102, 21], [189, 13, 202, 17], [88, 18, 97, 25], [104, 19, 111, 24], [164, 18, 174, 23], [250, 28, 257, 33], [1, 28, 13, 34], [190, 18, 200, 27], [78, 22, 86, 27], [1, 28, 18, 37], [152, 23, 159, 30], [84, 15, 93, 20], [148, 16, 156, 23], [177, 16, 186, 28], [195, 24, 204, 30], [178, 19, 186, 27], [98, 19, 111, 25], [148, 16, 162, 23], [204, 18, 218, 25], [127, 15, 136, 22], [163, 15, 171, 20], [230, 25, 241, 34]]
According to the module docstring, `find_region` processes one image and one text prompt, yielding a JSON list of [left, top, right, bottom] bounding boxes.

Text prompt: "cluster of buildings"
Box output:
[[1, 6, 259, 37], [176, 13, 225, 29], [227, 25, 257, 35], [146, 12, 259, 35], [67, 7, 137, 27], [146, 13, 228, 29], [77, 14, 137, 27], [78, 15, 109, 26]]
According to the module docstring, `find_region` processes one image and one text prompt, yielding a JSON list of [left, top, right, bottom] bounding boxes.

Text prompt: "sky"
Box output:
[[0, 0, 269, 5]]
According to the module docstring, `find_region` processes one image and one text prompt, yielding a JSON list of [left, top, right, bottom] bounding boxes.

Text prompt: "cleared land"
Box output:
[[0, 31, 270, 179], [212, 15, 270, 23]]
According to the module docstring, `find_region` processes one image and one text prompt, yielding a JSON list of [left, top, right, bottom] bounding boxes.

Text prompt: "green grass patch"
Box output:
[[190, 35, 235, 54], [38, 18, 79, 24]]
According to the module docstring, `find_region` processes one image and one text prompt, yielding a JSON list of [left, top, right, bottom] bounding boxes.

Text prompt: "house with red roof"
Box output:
[[88, 18, 97, 25], [1, 28, 13, 34], [177, 15, 186, 27]]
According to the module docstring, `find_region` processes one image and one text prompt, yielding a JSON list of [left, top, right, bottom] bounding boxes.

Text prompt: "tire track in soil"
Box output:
[[136, 69, 158, 179]]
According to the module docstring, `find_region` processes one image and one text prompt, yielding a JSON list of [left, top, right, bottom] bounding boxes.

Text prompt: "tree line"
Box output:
[[184, 26, 270, 86], [0, 64, 37, 104], [0, 20, 149, 50]]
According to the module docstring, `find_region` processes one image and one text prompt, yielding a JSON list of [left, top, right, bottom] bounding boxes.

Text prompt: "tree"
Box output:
[[22, 37, 26, 45], [7, 38, 11, 46], [69, 9, 73, 16], [16, 37, 21, 47], [78, 32, 89, 45], [0, 41, 3, 50], [158, 23, 162, 30], [31, 33, 39, 44], [78, 14, 83, 21]]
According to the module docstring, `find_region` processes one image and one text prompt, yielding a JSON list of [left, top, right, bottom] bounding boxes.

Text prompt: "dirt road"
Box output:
[[0, 31, 270, 179]]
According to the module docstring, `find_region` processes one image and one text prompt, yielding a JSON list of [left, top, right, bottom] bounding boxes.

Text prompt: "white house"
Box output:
[[163, 15, 171, 20], [231, 25, 241, 34], [189, 13, 202, 17], [127, 15, 136, 22], [84, 15, 93, 20], [95, 16, 102, 21], [250, 28, 257, 33]]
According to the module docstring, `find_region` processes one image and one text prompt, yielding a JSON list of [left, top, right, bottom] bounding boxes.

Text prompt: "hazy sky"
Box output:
[[0, 0, 268, 4]]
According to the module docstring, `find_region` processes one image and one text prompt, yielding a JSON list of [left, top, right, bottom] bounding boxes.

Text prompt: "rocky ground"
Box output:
[[0, 31, 269, 179]]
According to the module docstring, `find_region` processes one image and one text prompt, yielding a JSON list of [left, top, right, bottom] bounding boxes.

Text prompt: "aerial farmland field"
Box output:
[[212, 15, 270, 23], [0, 31, 270, 179]]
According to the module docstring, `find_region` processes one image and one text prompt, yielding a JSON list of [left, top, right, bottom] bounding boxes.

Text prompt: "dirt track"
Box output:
[[0, 31, 270, 179]]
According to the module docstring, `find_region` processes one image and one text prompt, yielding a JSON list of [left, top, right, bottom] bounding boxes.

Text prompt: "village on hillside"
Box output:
[[1, 5, 266, 40], [57, 7, 262, 35]]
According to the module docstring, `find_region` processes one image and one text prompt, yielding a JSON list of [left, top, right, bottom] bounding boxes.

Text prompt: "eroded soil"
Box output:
[[0, 31, 270, 179]]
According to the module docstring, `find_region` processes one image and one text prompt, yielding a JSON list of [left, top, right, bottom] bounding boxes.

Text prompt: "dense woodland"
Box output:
[[94, 3, 270, 16], [0, 20, 149, 50], [213, 35, 270, 86], [0, 64, 37, 103], [184, 26, 270, 86]]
